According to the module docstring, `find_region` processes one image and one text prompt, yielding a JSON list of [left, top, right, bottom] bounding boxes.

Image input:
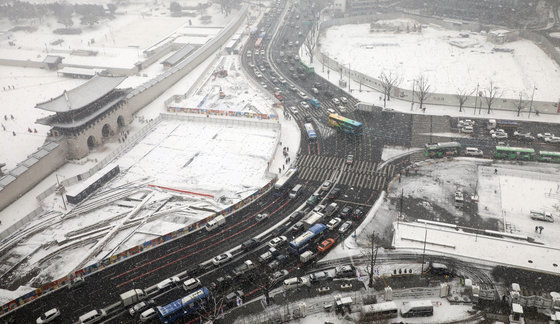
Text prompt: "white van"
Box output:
[[289, 184, 303, 199], [79, 309, 106, 324], [183, 278, 202, 292], [206, 215, 226, 231], [465, 147, 483, 157], [283, 277, 310, 291], [139, 308, 157, 322]]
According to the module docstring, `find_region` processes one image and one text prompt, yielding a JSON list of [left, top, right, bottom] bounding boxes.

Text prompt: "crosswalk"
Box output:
[[296, 155, 395, 190]]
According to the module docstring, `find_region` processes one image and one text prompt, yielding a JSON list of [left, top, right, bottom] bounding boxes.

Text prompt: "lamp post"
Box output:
[[528, 86, 537, 119], [348, 63, 351, 92]]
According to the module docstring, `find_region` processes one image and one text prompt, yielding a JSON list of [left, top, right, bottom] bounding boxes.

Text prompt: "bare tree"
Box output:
[[379, 71, 402, 108], [195, 294, 226, 323], [515, 92, 527, 117], [455, 88, 474, 112], [303, 22, 318, 63], [483, 81, 502, 114], [414, 75, 431, 111], [363, 232, 379, 288]]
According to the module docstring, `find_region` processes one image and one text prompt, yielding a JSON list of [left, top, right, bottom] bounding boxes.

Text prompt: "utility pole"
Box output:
[[411, 81, 415, 110], [528, 86, 536, 119], [421, 224, 428, 275], [474, 82, 479, 115], [398, 188, 403, 228], [348, 63, 351, 92]]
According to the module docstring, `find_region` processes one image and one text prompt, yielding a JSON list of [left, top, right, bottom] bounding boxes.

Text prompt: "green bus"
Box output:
[[424, 142, 461, 158], [301, 61, 315, 74], [494, 146, 536, 160], [537, 150, 560, 163]]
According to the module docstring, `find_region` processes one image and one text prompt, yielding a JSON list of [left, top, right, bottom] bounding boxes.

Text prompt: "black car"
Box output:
[[352, 207, 365, 219], [288, 210, 305, 222], [271, 223, 289, 237], [328, 188, 341, 200], [313, 82, 322, 89], [304, 115, 313, 123], [242, 238, 259, 251], [339, 206, 353, 218]]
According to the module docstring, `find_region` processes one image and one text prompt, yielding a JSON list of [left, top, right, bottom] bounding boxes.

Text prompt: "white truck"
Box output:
[[300, 251, 314, 263], [233, 260, 256, 276], [302, 212, 324, 230], [120, 289, 147, 307], [530, 211, 554, 222]]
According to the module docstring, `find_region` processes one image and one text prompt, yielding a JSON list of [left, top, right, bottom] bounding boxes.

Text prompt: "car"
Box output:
[[289, 83, 297, 91], [242, 238, 258, 251], [295, 55, 300, 60], [352, 207, 365, 219], [308, 271, 332, 283], [338, 105, 347, 113], [327, 217, 342, 230], [461, 126, 474, 133], [338, 220, 353, 234], [258, 247, 279, 263], [212, 252, 233, 266], [289, 210, 305, 222], [288, 41, 293, 47], [215, 275, 234, 290], [545, 136, 560, 143], [157, 276, 180, 290], [67, 276, 85, 289], [306, 194, 319, 206], [129, 300, 155, 317], [282, 58, 288, 64], [259, 65, 265, 71], [36, 308, 61, 324], [248, 62, 255, 68], [465, 147, 483, 157], [139, 307, 157, 322], [291, 221, 305, 235], [339, 97, 348, 104], [382, 107, 395, 112], [335, 265, 356, 278], [304, 115, 313, 123], [297, 91, 308, 100], [339, 206, 353, 218], [331, 98, 340, 105], [513, 130, 531, 137], [260, 82, 267, 89], [519, 134, 536, 142], [270, 270, 289, 283], [255, 72, 263, 78], [537, 132, 554, 139], [246, 50, 252, 57], [492, 132, 508, 139], [300, 101, 310, 109], [489, 128, 505, 134], [345, 155, 354, 165], [268, 236, 288, 248], [225, 290, 244, 306], [313, 82, 322, 89], [256, 213, 269, 222], [260, 49, 265, 55], [327, 108, 336, 114], [317, 238, 335, 253], [311, 87, 319, 94], [321, 180, 333, 191], [313, 204, 326, 213], [328, 188, 342, 200]]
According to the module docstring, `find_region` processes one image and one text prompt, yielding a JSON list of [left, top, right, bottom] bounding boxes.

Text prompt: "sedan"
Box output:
[[331, 98, 340, 105], [36, 308, 61, 324], [317, 238, 335, 253], [308, 271, 332, 283], [268, 236, 288, 248], [545, 136, 560, 143], [212, 252, 233, 266], [338, 220, 353, 234], [340, 206, 353, 218], [270, 269, 289, 283], [129, 300, 155, 317], [156, 276, 180, 290], [300, 101, 310, 109], [492, 132, 508, 139], [352, 207, 365, 219], [289, 106, 299, 114], [327, 217, 342, 230], [339, 97, 348, 104], [346, 154, 354, 165]]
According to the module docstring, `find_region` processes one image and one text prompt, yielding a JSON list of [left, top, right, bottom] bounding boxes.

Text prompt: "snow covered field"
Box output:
[[320, 19, 560, 101]]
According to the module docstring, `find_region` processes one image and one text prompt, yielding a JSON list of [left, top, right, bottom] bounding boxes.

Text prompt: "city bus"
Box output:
[[288, 223, 327, 255], [424, 142, 461, 158], [494, 146, 536, 160], [254, 37, 263, 48], [304, 123, 317, 141], [361, 301, 399, 321], [157, 287, 209, 323], [301, 61, 315, 73], [327, 114, 363, 135], [273, 168, 298, 196], [537, 150, 560, 163], [400, 300, 434, 318]]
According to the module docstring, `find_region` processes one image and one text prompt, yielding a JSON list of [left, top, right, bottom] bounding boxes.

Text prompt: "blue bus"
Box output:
[[157, 287, 209, 323], [327, 114, 363, 135], [304, 123, 317, 142], [289, 223, 327, 255]]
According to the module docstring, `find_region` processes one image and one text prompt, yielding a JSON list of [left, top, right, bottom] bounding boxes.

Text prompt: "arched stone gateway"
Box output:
[[101, 124, 112, 138], [87, 135, 96, 149], [117, 115, 125, 128]]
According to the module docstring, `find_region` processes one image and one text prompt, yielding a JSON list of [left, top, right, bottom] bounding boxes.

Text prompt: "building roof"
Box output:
[[35, 75, 127, 113], [162, 44, 195, 67]]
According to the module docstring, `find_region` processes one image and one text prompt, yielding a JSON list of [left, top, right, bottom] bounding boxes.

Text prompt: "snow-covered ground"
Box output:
[[320, 19, 560, 101]]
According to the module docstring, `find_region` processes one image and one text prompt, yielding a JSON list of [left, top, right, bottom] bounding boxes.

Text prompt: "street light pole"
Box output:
[[420, 223, 428, 275], [528, 86, 536, 119], [348, 63, 351, 92]]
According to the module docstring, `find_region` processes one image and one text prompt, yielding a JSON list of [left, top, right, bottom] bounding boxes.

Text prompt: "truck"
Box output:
[[120, 289, 147, 307], [299, 250, 314, 263], [233, 260, 256, 276], [530, 210, 554, 222], [302, 212, 324, 230], [309, 98, 321, 109], [487, 119, 519, 130]]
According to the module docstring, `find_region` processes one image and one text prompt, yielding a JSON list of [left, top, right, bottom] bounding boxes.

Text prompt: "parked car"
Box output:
[[270, 269, 289, 283], [36, 308, 61, 324], [212, 252, 233, 266], [308, 271, 332, 283], [327, 217, 342, 230], [338, 220, 353, 234], [339, 206, 353, 218], [156, 276, 180, 290], [317, 238, 335, 253], [339, 97, 348, 104], [268, 236, 288, 248], [335, 265, 356, 278], [331, 98, 340, 105], [352, 207, 365, 219], [328, 188, 342, 200]]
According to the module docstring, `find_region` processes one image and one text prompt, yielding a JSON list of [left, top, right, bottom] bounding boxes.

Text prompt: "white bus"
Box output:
[[361, 301, 398, 321], [274, 168, 298, 196], [400, 300, 433, 317]]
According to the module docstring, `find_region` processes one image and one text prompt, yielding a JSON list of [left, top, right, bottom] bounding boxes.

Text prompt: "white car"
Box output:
[[327, 217, 342, 230], [246, 50, 252, 57], [36, 308, 61, 324], [537, 132, 554, 139], [212, 252, 233, 266], [492, 132, 508, 139], [545, 136, 560, 143], [331, 98, 340, 105], [255, 72, 263, 78], [339, 97, 348, 104], [268, 236, 288, 248], [156, 276, 180, 290], [337, 105, 347, 113], [300, 101, 310, 109], [465, 147, 483, 157], [255, 213, 269, 222], [289, 106, 298, 114], [327, 108, 336, 114], [338, 220, 353, 234], [461, 126, 474, 133]]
